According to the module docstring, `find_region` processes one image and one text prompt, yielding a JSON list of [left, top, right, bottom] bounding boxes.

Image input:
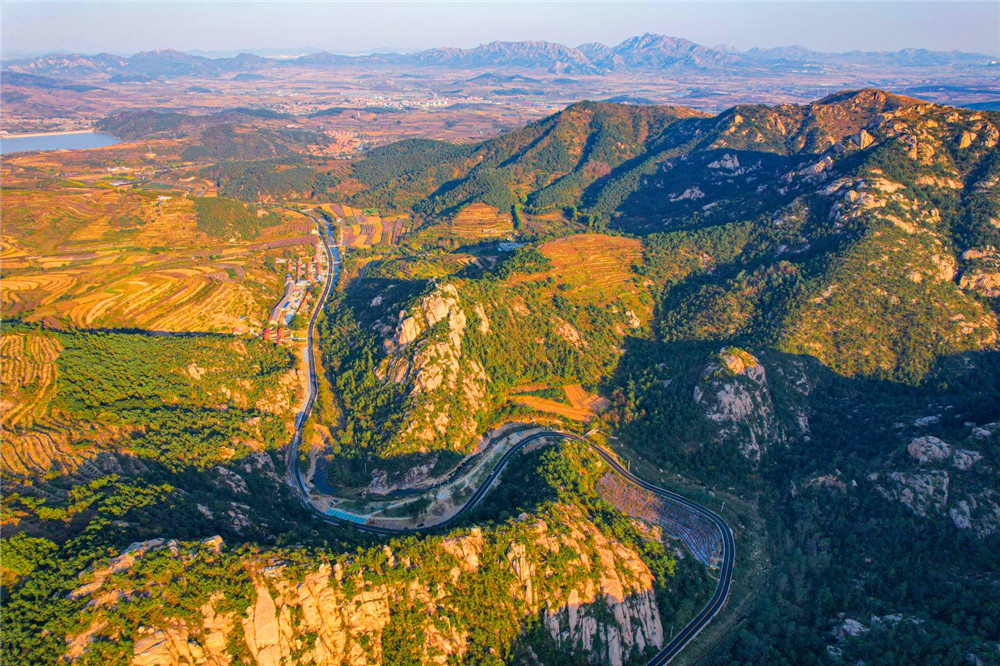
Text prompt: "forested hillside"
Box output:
[[309, 91, 1000, 664]]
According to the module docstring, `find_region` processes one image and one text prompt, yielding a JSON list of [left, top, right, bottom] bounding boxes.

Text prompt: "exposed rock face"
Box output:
[[833, 618, 869, 639], [553, 318, 587, 348], [441, 527, 484, 572], [872, 470, 950, 517], [906, 436, 982, 471], [960, 271, 1000, 297], [71, 538, 175, 599], [472, 303, 490, 334], [948, 493, 1000, 536], [854, 129, 875, 149], [875, 432, 995, 535], [694, 348, 782, 461], [132, 613, 232, 666], [379, 283, 490, 454], [907, 436, 952, 463], [952, 449, 983, 471], [68, 507, 665, 666]]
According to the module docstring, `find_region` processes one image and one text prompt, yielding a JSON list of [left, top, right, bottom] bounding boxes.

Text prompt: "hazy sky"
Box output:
[[3, 1, 999, 58]]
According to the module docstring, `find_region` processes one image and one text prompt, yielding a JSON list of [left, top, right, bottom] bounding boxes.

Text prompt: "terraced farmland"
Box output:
[[538, 234, 643, 303], [1, 166, 315, 332], [448, 202, 513, 238], [339, 220, 392, 247], [0, 325, 300, 481], [1, 332, 62, 430], [2, 254, 282, 332], [318, 203, 414, 247], [0, 330, 118, 480]]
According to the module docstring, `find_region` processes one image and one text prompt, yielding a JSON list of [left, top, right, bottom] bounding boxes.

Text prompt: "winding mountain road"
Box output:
[[285, 217, 735, 665]]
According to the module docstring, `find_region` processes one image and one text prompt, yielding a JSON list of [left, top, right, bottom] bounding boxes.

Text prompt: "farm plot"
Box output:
[[60, 266, 271, 332], [0, 237, 33, 270], [339, 216, 414, 247], [449, 203, 513, 238], [596, 472, 722, 567], [538, 234, 642, 304], [511, 396, 594, 422], [3, 254, 279, 333], [1, 332, 62, 430], [2, 183, 305, 332], [1, 272, 81, 318], [564, 384, 612, 413], [0, 331, 112, 480], [510, 384, 610, 422]]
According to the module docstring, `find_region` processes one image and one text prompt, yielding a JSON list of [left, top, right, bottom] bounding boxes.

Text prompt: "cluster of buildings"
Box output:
[[262, 239, 329, 343]]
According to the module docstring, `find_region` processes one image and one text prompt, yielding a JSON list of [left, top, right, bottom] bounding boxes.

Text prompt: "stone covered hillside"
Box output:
[[311, 92, 1000, 486], [4, 442, 709, 666], [315, 234, 654, 482], [68, 507, 663, 666]]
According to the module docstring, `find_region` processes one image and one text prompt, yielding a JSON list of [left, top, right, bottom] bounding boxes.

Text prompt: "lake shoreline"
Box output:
[[0, 130, 122, 155], [0, 129, 102, 140]]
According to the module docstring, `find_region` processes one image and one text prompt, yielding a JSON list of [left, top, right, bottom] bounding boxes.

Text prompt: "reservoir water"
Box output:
[[0, 131, 121, 155]]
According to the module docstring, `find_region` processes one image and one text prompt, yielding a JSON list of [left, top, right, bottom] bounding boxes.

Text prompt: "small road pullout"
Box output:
[[285, 218, 735, 665]]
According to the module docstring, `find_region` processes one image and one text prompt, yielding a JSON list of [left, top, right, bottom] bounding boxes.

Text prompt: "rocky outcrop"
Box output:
[[960, 271, 1000, 297], [132, 610, 232, 666], [871, 470, 950, 517], [906, 436, 952, 463], [952, 449, 983, 471], [907, 436, 983, 471], [694, 348, 782, 461], [947, 492, 1000, 536], [877, 472, 996, 534], [71, 538, 177, 600], [377, 283, 490, 454], [874, 428, 997, 535], [67, 507, 666, 666]]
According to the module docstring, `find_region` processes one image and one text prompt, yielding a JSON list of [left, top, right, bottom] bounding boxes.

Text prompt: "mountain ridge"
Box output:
[[5, 33, 995, 79]]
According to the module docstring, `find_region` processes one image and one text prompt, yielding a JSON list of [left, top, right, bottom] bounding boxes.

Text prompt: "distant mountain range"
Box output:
[[5, 33, 996, 79]]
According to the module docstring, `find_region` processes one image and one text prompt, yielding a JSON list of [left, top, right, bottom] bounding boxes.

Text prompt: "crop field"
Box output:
[[510, 384, 610, 422], [448, 203, 514, 238], [333, 216, 414, 247], [0, 332, 62, 430], [1, 152, 318, 333], [2, 243, 287, 333], [376, 253, 478, 281], [537, 234, 643, 303], [512, 396, 594, 422], [564, 383, 612, 413], [0, 331, 113, 481], [318, 203, 413, 247], [521, 208, 580, 237]]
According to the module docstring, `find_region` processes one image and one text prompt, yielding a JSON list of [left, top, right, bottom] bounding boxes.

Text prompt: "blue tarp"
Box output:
[[326, 507, 367, 524]]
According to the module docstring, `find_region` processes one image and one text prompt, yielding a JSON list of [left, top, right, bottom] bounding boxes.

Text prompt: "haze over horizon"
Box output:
[[3, 1, 999, 59]]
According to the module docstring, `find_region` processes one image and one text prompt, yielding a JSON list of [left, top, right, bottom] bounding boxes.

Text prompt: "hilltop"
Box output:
[[307, 89, 999, 470]]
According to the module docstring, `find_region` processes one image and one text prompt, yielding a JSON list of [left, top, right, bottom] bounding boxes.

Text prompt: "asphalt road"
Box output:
[[285, 217, 735, 664]]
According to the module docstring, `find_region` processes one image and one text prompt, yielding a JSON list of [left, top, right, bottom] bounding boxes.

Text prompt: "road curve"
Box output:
[[286, 217, 735, 665]]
